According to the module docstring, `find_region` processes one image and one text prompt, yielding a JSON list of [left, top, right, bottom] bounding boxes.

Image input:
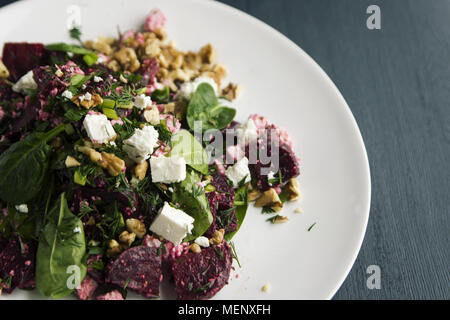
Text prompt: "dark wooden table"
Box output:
[[0, 0, 448, 299]]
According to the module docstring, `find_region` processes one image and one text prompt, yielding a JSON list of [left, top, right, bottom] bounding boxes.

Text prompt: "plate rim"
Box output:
[[0, 0, 372, 300]]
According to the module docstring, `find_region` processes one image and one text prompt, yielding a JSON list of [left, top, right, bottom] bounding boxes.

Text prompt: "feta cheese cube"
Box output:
[[176, 76, 218, 100], [79, 92, 92, 102], [237, 118, 259, 146], [150, 155, 186, 183], [123, 125, 159, 163], [194, 236, 210, 248], [133, 94, 152, 110], [93, 76, 103, 83], [62, 90, 73, 99], [149, 202, 195, 245], [83, 113, 116, 144], [12, 70, 37, 93], [15, 204, 28, 213], [226, 156, 251, 188]]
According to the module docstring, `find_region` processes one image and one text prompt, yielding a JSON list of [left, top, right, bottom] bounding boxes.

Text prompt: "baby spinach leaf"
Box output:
[[186, 83, 236, 132], [169, 129, 209, 174], [225, 184, 248, 241], [0, 124, 65, 204], [172, 170, 213, 241], [36, 193, 87, 299]]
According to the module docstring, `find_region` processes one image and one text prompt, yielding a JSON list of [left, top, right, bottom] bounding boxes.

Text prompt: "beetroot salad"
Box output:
[[0, 8, 300, 300]]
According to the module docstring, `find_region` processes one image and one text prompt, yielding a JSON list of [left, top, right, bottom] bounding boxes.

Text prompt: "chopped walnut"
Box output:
[[222, 82, 242, 101], [248, 188, 261, 202], [209, 229, 225, 245], [0, 60, 9, 79], [254, 188, 283, 212], [189, 243, 201, 254], [272, 215, 288, 224], [284, 178, 300, 201], [106, 239, 122, 257], [100, 152, 126, 176], [76, 146, 124, 176], [65, 156, 81, 168], [134, 161, 148, 180], [71, 92, 103, 109], [119, 231, 136, 248], [126, 218, 146, 239], [85, 37, 114, 55], [114, 47, 140, 72], [199, 43, 217, 64]]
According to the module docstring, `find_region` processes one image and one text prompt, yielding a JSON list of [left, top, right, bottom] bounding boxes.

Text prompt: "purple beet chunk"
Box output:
[[205, 175, 238, 236], [171, 243, 233, 300], [248, 141, 300, 191], [140, 58, 159, 86], [0, 237, 36, 294], [2, 42, 48, 81], [106, 246, 161, 298]]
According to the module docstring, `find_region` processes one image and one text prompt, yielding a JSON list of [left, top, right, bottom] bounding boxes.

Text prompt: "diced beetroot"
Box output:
[[171, 243, 233, 300], [0, 236, 36, 294], [106, 246, 161, 298], [140, 58, 159, 86], [206, 175, 238, 236], [96, 289, 124, 300], [2, 43, 48, 81], [76, 275, 98, 300], [247, 138, 300, 191]]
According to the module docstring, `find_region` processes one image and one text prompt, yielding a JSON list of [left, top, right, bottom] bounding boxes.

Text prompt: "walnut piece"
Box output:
[[189, 243, 201, 254], [284, 178, 300, 201], [222, 82, 242, 101], [106, 239, 122, 258], [65, 156, 81, 168], [254, 188, 283, 212], [71, 92, 103, 109], [126, 218, 146, 239], [209, 229, 225, 245], [119, 231, 136, 248], [134, 161, 149, 180], [100, 152, 126, 176], [76, 146, 124, 176], [114, 47, 140, 72]]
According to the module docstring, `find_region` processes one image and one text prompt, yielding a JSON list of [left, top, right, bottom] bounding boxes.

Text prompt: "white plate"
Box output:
[[0, 0, 371, 300]]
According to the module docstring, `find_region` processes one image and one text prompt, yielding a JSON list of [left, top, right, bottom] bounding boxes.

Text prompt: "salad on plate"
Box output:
[[0, 8, 300, 300]]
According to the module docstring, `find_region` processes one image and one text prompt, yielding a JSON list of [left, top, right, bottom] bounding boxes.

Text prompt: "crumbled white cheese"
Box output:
[[12, 70, 37, 93], [149, 202, 195, 245], [123, 125, 159, 163], [133, 94, 152, 110], [79, 92, 92, 102], [83, 113, 116, 144], [150, 155, 186, 183], [237, 118, 259, 146], [226, 157, 251, 188], [73, 227, 81, 234], [176, 76, 218, 100], [93, 76, 103, 83], [15, 204, 28, 213], [61, 90, 73, 99], [194, 236, 210, 248]]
